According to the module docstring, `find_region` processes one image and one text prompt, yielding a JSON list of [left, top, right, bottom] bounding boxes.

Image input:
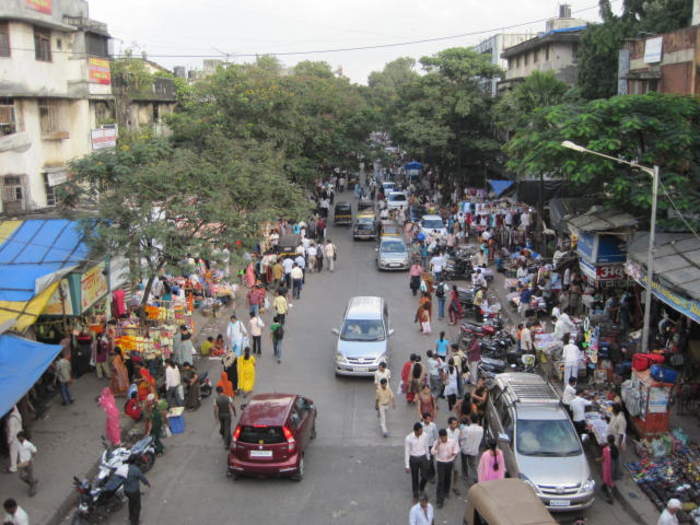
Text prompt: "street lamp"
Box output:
[[561, 140, 660, 353]]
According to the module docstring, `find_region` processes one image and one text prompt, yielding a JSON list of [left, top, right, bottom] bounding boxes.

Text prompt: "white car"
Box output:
[[386, 191, 408, 211], [381, 182, 396, 194], [420, 214, 447, 236]]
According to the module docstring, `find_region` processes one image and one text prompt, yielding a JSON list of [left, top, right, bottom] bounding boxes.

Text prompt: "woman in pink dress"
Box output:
[[477, 439, 506, 482], [245, 262, 256, 288], [98, 387, 122, 446], [599, 434, 616, 503]]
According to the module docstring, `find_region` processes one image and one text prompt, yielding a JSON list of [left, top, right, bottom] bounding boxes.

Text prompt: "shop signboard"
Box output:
[[91, 127, 118, 150], [579, 260, 628, 287], [596, 235, 626, 263], [576, 232, 595, 262], [26, 0, 52, 14], [80, 262, 109, 312], [43, 279, 73, 316], [88, 58, 111, 85]]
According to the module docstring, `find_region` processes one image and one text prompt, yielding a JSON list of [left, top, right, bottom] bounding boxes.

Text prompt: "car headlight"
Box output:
[[518, 473, 540, 494], [336, 352, 346, 363], [582, 478, 595, 493]]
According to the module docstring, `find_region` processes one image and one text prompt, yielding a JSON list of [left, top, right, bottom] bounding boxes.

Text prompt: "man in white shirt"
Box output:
[[373, 361, 391, 386], [657, 498, 681, 525], [405, 423, 431, 500], [562, 376, 577, 413], [561, 334, 582, 387], [281, 257, 294, 288], [554, 311, 576, 341], [226, 314, 248, 356], [446, 417, 462, 494], [16, 432, 38, 496], [520, 323, 533, 353], [324, 240, 337, 272], [431, 428, 460, 508], [459, 415, 483, 483], [3, 498, 29, 525], [408, 493, 434, 525], [290, 264, 304, 300], [248, 312, 264, 356], [165, 360, 182, 407], [429, 252, 445, 281], [570, 390, 595, 435]]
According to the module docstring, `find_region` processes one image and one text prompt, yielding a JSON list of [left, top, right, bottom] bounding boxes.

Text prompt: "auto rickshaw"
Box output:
[[276, 234, 301, 259], [334, 201, 353, 226], [353, 211, 377, 240], [464, 479, 557, 525]]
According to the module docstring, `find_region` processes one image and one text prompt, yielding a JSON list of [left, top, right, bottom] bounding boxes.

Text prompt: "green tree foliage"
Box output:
[[365, 57, 419, 130], [504, 93, 700, 230], [61, 136, 310, 303], [577, 0, 693, 100]]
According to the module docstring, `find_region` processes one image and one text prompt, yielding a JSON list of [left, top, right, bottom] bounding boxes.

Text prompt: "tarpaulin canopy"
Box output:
[[0, 334, 62, 416], [0, 219, 89, 331], [487, 179, 514, 196], [404, 161, 423, 170]]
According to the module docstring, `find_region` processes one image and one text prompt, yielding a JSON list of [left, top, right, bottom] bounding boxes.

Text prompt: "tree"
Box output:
[[504, 93, 700, 230], [366, 57, 419, 130], [61, 136, 311, 304]]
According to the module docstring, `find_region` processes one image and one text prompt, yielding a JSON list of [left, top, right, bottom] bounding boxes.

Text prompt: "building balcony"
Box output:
[[0, 132, 32, 154]]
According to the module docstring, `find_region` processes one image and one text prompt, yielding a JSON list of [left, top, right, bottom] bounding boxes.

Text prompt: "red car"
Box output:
[[228, 393, 317, 481]]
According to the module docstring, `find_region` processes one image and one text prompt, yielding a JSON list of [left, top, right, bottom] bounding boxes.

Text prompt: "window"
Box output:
[[86, 32, 109, 58], [43, 173, 56, 207], [38, 98, 60, 135], [0, 22, 10, 57], [0, 98, 16, 136], [34, 27, 51, 62], [2, 176, 25, 213]]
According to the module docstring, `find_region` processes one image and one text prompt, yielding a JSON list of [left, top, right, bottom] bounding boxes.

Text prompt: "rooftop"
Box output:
[[501, 25, 587, 58]]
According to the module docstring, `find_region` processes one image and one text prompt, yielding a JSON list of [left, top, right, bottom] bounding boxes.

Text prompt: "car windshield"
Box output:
[[239, 425, 285, 444], [340, 319, 385, 341], [516, 419, 582, 457], [389, 194, 406, 201], [422, 219, 444, 229], [381, 241, 406, 254], [356, 222, 374, 230]]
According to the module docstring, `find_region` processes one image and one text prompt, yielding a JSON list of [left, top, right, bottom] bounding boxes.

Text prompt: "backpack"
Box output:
[[436, 283, 446, 298]]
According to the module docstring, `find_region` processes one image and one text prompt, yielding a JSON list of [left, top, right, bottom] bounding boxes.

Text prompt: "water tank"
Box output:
[[559, 4, 572, 18]]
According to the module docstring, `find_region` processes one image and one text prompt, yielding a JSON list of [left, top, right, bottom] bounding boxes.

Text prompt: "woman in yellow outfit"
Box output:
[[237, 347, 256, 397]]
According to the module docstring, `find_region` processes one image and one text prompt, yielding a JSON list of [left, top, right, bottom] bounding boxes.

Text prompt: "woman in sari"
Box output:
[[110, 348, 129, 397], [245, 262, 256, 288], [237, 347, 256, 397], [150, 395, 165, 455], [448, 285, 463, 325], [417, 304, 431, 335], [135, 364, 157, 401], [98, 387, 122, 446], [401, 354, 417, 404], [182, 363, 200, 410], [409, 356, 427, 402]]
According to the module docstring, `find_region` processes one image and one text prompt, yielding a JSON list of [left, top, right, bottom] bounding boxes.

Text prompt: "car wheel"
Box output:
[[291, 455, 304, 481]]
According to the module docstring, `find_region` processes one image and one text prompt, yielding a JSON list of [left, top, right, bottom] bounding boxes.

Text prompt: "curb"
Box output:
[[613, 485, 652, 525]]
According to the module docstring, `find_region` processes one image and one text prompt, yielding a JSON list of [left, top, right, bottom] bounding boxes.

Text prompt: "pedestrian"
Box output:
[[216, 370, 235, 399], [597, 434, 616, 504], [164, 359, 182, 408], [237, 347, 256, 398], [273, 290, 288, 325], [477, 439, 505, 482], [447, 285, 463, 325], [150, 395, 166, 455], [520, 322, 533, 354], [401, 354, 417, 404], [562, 376, 577, 416], [459, 415, 483, 484], [181, 362, 200, 410], [446, 417, 462, 495], [405, 423, 431, 501], [375, 378, 396, 438], [421, 413, 438, 483], [434, 280, 447, 320], [15, 432, 37, 497], [409, 262, 423, 297], [408, 493, 434, 525], [429, 251, 444, 282], [409, 356, 426, 404], [432, 428, 459, 508], [416, 385, 438, 421], [307, 243, 317, 272], [434, 332, 449, 359], [214, 385, 236, 449], [466, 337, 480, 386], [561, 334, 582, 387], [270, 315, 284, 364], [110, 347, 130, 397], [98, 387, 122, 446], [282, 256, 294, 289], [418, 304, 431, 335], [95, 335, 111, 379], [425, 351, 442, 398], [657, 498, 682, 525], [226, 314, 248, 356], [570, 389, 594, 435], [290, 263, 304, 300], [324, 239, 337, 272], [55, 352, 74, 405], [124, 459, 151, 525], [248, 312, 264, 356], [374, 361, 391, 386], [443, 359, 459, 411], [5, 406, 22, 473], [3, 498, 28, 525], [608, 403, 627, 479]]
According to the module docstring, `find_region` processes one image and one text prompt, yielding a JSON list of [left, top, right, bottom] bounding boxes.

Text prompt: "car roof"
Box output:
[[496, 373, 561, 406], [346, 296, 383, 319], [239, 393, 296, 427], [421, 214, 443, 221], [381, 238, 406, 246], [388, 191, 406, 195]]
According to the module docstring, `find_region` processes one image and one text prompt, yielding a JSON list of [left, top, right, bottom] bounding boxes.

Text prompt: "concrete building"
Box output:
[[499, 5, 588, 94], [472, 33, 533, 97], [0, 0, 112, 213], [618, 25, 700, 96]]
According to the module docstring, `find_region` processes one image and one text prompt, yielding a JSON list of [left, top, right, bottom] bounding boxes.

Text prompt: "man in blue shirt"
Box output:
[[124, 460, 151, 525], [435, 332, 449, 359]]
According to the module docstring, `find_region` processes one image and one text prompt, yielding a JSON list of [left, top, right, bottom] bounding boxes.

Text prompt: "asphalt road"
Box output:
[[93, 194, 639, 525]]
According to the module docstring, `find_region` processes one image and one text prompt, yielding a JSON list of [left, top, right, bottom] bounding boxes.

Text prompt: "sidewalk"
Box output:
[[0, 307, 221, 525]]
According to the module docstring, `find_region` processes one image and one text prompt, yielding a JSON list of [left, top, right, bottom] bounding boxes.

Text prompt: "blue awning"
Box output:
[[404, 161, 423, 170], [0, 334, 62, 416], [487, 179, 514, 196]]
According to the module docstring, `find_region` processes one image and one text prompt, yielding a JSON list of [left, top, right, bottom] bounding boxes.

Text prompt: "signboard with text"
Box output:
[[26, 0, 52, 14], [91, 127, 118, 150], [80, 263, 109, 312], [43, 279, 73, 316], [88, 58, 111, 85]]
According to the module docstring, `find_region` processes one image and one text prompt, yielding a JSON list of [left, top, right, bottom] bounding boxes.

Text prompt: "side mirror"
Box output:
[[388, 329, 395, 336], [331, 328, 340, 336], [497, 433, 510, 443]]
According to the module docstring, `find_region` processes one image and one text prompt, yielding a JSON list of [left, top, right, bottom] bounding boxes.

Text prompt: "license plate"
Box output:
[[549, 499, 570, 507], [353, 367, 366, 373], [390, 263, 401, 267], [250, 450, 272, 458]]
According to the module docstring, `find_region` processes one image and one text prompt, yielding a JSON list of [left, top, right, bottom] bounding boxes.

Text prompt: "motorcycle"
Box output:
[[98, 435, 156, 486], [71, 468, 126, 524]]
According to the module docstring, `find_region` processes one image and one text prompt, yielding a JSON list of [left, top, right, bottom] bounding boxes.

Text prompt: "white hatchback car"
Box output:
[[386, 191, 408, 211], [420, 214, 447, 236]]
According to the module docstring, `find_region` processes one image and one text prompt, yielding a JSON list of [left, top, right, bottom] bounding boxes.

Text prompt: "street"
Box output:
[[92, 196, 640, 525]]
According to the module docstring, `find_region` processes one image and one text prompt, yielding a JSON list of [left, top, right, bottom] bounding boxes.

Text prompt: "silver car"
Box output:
[[376, 238, 409, 271], [332, 296, 393, 377], [484, 373, 595, 512]]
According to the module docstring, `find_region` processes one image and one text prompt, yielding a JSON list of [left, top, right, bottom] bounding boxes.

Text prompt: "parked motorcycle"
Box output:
[[97, 435, 156, 487], [71, 468, 126, 524]]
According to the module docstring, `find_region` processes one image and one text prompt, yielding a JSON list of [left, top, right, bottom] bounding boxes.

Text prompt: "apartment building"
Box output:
[[0, 0, 113, 213], [473, 33, 533, 97]]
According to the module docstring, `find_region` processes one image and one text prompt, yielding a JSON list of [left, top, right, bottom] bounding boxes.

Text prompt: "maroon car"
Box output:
[[228, 393, 317, 481]]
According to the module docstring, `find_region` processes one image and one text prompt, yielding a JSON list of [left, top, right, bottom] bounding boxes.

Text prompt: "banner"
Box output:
[[80, 263, 108, 312], [88, 58, 111, 85], [43, 279, 73, 316], [26, 0, 52, 14], [91, 127, 117, 150]]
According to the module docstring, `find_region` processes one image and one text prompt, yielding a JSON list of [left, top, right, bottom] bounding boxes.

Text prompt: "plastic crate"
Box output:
[[168, 414, 185, 434]]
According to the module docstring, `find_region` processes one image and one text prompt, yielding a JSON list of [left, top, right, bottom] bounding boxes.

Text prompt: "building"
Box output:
[[499, 5, 588, 94], [618, 26, 700, 96], [472, 33, 533, 97], [0, 0, 114, 213]]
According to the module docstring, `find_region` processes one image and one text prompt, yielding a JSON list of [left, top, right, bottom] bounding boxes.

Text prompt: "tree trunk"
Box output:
[[140, 258, 166, 307]]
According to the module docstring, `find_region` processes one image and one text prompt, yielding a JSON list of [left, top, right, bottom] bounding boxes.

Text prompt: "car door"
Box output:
[[293, 398, 311, 448]]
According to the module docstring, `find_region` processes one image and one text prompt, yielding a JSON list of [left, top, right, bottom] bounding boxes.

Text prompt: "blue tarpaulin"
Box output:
[[487, 179, 514, 196], [404, 161, 423, 170], [0, 334, 62, 416]]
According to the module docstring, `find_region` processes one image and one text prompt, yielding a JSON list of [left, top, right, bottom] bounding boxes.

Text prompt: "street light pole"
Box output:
[[560, 141, 659, 353]]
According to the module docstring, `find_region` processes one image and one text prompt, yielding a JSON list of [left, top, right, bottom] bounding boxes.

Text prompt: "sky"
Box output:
[[89, 0, 614, 84]]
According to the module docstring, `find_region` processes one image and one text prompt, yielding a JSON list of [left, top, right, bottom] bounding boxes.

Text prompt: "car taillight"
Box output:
[[282, 426, 296, 453], [231, 425, 241, 450]]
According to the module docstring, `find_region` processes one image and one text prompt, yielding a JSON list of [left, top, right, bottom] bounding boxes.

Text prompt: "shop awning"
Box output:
[[0, 220, 89, 331], [0, 334, 62, 416], [487, 179, 514, 197], [404, 161, 423, 170], [567, 207, 637, 233], [548, 197, 595, 233]]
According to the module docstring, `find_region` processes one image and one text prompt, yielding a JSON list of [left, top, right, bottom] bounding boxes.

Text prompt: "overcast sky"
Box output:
[[90, 0, 613, 84]]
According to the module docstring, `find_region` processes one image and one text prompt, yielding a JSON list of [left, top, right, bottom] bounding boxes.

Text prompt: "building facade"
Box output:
[[0, 0, 113, 213], [472, 33, 533, 97], [499, 5, 587, 94]]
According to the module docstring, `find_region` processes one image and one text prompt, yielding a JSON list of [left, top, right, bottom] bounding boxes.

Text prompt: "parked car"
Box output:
[[420, 214, 447, 236], [334, 201, 352, 226], [376, 238, 409, 271], [386, 191, 408, 211], [228, 393, 317, 481], [484, 373, 595, 512], [332, 296, 393, 377]]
